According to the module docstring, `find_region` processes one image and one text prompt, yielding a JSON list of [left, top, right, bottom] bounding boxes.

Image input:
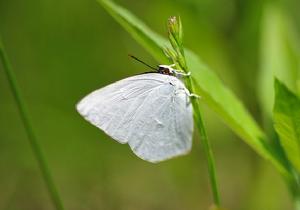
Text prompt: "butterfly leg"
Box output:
[[177, 86, 201, 99], [178, 88, 201, 106], [168, 64, 176, 67], [184, 93, 199, 106], [176, 71, 191, 77], [188, 93, 201, 99], [187, 92, 201, 105], [172, 70, 191, 78]]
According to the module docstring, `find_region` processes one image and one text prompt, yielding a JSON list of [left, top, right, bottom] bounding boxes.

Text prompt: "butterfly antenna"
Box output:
[[128, 54, 157, 71]]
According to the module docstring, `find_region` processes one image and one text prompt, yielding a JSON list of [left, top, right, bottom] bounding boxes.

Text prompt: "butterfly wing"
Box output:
[[77, 73, 193, 162], [77, 73, 170, 143]]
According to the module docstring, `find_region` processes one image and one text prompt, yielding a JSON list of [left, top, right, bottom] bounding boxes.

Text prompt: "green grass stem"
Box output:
[[166, 16, 221, 206], [0, 36, 65, 210], [189, 81, 221, 206]]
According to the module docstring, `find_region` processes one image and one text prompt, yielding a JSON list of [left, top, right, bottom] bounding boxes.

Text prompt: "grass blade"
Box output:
[[0, 36, 65, 210]]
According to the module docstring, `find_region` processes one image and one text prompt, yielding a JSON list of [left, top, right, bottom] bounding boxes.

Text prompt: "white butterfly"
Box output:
[[76, 62, 194, 163]]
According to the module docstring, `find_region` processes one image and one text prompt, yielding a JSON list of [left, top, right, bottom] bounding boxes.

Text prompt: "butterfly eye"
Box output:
[[158, 67, 170, 75], [158, 66, 165, 72]]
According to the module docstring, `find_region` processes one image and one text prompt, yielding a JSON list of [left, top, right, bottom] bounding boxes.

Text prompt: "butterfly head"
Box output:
[[158, 65, 175, 76]]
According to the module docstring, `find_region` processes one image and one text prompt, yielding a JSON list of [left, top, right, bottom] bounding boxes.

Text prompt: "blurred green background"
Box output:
[[0, 0, 299, 209]]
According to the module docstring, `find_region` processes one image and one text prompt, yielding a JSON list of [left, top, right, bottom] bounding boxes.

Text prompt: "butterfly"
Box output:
[[76, 56, 195, 163]]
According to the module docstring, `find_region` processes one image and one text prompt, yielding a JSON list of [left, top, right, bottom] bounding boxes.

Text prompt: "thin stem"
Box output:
[[0, 36, 65, 210], [196, 104, 221, 206], [167, 15, 221, 206], [186, 78, 221, 206]]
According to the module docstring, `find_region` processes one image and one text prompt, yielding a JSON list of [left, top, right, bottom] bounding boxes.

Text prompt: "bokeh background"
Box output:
[[0, 0, 299, 209]]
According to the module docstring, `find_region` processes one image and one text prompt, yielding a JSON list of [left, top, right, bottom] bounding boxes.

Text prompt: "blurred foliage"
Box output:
[[0, 0, 299, 209], [259, 4, 300, 118]]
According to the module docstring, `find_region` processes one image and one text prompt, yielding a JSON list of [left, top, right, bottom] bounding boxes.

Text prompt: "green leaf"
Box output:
[[97, 0, 291, 178], [274, 79, 300, 173], [259, 4, 300, 117]]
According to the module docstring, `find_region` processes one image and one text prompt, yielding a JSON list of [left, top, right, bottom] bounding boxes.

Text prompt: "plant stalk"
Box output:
[[167, 16, 221, 206], [0, 36, 65, 210], [186, 78, 221, 206]]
